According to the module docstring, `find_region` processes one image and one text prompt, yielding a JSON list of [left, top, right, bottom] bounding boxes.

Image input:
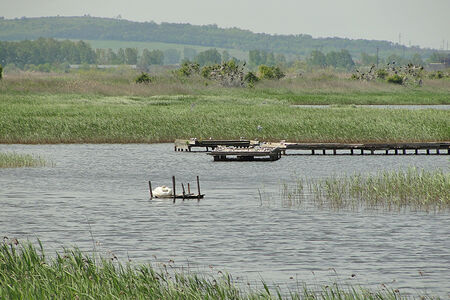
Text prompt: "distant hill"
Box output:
[[0, 16, 438, 59]]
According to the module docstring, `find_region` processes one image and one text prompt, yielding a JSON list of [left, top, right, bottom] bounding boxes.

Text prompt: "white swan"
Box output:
[[152, 186, 173, 198]]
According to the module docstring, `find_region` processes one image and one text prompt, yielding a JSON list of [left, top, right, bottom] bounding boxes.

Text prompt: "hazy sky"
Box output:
[[1, 0, 449, 49]]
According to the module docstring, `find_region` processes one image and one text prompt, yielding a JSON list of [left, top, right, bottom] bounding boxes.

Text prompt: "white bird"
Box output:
[[257, 125, 263, 131], [152, 186, 173, 198]]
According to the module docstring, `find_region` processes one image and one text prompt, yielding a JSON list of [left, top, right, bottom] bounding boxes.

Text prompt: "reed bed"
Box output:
[[279, 169, 449, 212], [0, 152, 50, 168], [0, 240, 439, 299], [0, 93, 448, 144]]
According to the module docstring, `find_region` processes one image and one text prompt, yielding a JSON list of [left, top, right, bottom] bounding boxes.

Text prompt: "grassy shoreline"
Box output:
[[0, 240, 440, 299]]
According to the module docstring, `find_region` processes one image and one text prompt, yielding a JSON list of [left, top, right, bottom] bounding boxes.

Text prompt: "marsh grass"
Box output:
[[0, 152, 51, 168], [1, 70, 449, 105], [0, 93, 448, 144], [0, 240, 438, 299], [280, 168, 449, 212]]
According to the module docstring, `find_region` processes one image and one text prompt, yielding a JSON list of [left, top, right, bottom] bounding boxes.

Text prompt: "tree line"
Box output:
[[0, 16, 441, 60]]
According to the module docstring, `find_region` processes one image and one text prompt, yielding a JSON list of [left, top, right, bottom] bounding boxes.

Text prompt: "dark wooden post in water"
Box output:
[[188, 183, 191, 194], [197, 176, 201, 200], [181, 183, 186, 200], [149, 181, 153, 199], [172, 176, 176, 202]]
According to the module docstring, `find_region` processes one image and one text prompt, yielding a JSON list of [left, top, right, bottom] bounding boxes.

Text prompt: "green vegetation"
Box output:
[[258, 65, 285, 80], [135, 72, 152, 84], [0, 240, 439, 299], [0, 16, 441, 60], [0, 152, 50, 168], [0, 71, 448, 144], [0, 64, 3, 80], [279, 169, 449, 212], [386, 74, 404, 85]]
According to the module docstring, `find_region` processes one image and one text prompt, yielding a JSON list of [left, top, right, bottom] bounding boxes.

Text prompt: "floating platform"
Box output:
[[149, 176, 204, 202], [174, 139, 256, 152], [208, 147, 282, 161]]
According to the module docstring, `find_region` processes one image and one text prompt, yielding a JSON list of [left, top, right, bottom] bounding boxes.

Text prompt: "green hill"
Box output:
[[0, 16, 438, 59]]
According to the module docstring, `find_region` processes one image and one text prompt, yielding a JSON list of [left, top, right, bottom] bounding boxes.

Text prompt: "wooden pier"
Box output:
[[279, 142, 450, 155], [174, 139, 256, 152], [174, 139, 449, 161], [208, 147, 282, 161]]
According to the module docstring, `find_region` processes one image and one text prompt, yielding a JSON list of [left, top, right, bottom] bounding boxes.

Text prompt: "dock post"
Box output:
[[196, 176, 201, 200], [172, 176, 176, 203], [149, 181, 153, 199], [312, 149, 315, 155], [350, 149, 354, 155], [181, 183, 186, 200], [402, 149, 406, 155], [426, 149, 430, 155], [415, 149, 418, 155], [436, 149, 440, 155], [370, 149, 374, 155], [188, 183, 191, 194], [395, 149, 398, 155], [322, 149, 326, 155], [333, 149, 337, 155], [385, 149, 389, 155]]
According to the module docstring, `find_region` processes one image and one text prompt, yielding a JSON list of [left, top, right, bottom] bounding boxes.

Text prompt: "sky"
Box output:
[[1, 0, 449, 50]]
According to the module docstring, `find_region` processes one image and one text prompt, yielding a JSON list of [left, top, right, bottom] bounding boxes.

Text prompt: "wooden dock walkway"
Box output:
[[208, 147, 282, 161], [174, 139, 450, 160], [279, 142, 450, 155], [174, 139, 256, 152]]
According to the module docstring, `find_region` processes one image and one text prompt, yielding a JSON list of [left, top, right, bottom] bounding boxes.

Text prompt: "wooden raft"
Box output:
[[149, 176, 204, 202]]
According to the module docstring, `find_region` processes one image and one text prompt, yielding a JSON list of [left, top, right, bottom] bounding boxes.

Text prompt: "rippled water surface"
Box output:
[[1, 144, 449, 297]]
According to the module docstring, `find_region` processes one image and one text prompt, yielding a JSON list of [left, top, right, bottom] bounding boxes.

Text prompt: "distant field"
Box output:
[[83, 39, 249, 61]]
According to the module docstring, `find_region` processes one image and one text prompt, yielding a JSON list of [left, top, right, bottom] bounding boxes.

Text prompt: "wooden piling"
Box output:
[[172, 176, 176, 202], [196, 176, 201, 200], [188, 183, 191, 194], [181, 183, 186, 199], [149, 181, 153, 199]]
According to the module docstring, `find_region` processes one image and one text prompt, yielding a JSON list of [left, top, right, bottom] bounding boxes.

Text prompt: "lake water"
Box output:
[[1, 144, 449, 297]]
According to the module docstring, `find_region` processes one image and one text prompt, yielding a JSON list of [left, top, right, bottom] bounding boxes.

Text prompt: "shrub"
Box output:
[[176, 61, 200, 77], [244, 71, 260, 84], [135, 72, 152, 84], [199, 60, 245, 87], [386, 74, 404, 85], [428, 71, 447, 79], [258, 65, 285, 80], [376, 68, 388, 79]]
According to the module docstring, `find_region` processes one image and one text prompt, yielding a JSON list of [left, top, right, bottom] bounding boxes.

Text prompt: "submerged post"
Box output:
[[172, 176, 176, 202], [149, 181, 153, 199]]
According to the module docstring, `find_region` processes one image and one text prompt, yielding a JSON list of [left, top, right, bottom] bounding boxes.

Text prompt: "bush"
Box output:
[[199, 60, 245, 87], [376, 68, 388, 79], [176, 61, 200, 77], [258, 65, 285, 80], [244, 72, 260, 84], [135, 72, 152, 84], [428, 71, 447, 79], [386, 74, 404, 85], [0, 64, 3, 80]]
